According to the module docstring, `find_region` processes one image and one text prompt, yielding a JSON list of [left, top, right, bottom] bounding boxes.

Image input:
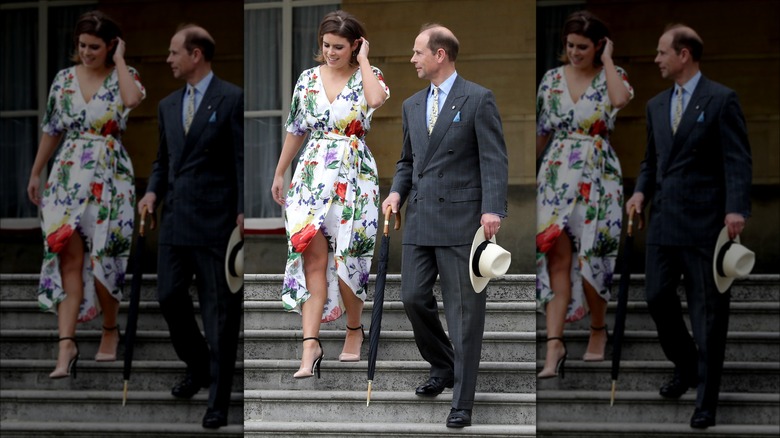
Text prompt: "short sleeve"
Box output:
[[119, 66, 146, 119], [41, 70, 67, 136], [607, 66, 634, 122], [536, 69, 554, 137], [365, 66, 390, 120], [285, 70, 309, 136]]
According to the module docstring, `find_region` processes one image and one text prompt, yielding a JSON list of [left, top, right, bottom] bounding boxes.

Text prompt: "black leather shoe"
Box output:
[[415, 376, 454, 396], [690, 408, 716, 429], [202, 409, 227, 429], [446, 408, 472, 428], [659, 375, 696, 399], [171, 373, 210, 399]]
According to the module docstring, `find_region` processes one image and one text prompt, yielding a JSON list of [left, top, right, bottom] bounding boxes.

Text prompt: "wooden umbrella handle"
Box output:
[[384, 205, 400, 235]]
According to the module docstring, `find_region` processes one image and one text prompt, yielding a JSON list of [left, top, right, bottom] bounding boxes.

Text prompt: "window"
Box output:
[[0, 1, 96, 228], [243, 0, 339, 231]]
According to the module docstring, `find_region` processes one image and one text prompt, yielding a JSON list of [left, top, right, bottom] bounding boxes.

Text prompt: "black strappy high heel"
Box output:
[[339, 324, 366, 362], [538, 336, 567, 380], [294, 337, 324, 379], [95, 325, 122, 362], [583, 325, 611, 362], [50, 337, 80, 379]]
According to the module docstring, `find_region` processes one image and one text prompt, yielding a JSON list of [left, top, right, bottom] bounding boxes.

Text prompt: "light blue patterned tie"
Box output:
[[672, 87, 683, 134], [184, 87, 195, 135]]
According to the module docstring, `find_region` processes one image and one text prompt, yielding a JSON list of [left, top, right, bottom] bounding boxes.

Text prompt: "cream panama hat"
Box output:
[[469, 225, 511, 293], [713, 226, 755, 293], [225, 226, 244, 293]]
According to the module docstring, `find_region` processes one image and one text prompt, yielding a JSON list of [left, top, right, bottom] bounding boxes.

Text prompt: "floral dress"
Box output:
[[38, 66, 145, 322], [536, 65, 633, 322], [282, 65, 389, 322]]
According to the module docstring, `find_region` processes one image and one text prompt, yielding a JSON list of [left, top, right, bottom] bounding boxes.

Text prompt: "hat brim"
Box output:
[[469, 225, 495, 293], [713, 226, 738, 293], [225, 226, 244, 293]]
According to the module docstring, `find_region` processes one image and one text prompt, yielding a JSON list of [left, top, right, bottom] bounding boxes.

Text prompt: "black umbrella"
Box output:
[[366, 205, 400, 406], [610, 205, 642, 406], [123, 206, 154, 406]]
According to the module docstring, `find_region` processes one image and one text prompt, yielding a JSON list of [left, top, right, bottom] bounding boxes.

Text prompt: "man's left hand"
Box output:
[[237, 213, 245, 237], [724, 212, 746, 240], [481, 213, 501, 240]]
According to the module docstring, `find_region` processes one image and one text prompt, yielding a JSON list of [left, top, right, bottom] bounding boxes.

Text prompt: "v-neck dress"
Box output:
[[281, 65, 389, 322], [38, 66, 145, 322], [536, 65, 633, 322]]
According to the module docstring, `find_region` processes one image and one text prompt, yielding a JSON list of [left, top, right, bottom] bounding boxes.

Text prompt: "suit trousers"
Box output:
[[401, 243, 487, 410], [645, 244, 731, 413], [157, 244, 242, 414]]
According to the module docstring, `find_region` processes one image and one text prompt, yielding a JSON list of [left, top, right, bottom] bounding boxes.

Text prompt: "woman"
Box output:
[[536, 10, 633, 378], [271, 11, 389, 379], [27, 11, 145, 379]]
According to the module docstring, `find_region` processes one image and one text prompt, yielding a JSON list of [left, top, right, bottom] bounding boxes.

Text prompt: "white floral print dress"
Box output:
[[536, 65, 633, 322], [38, 66, 145, 322], [282, 65, 389, 322]]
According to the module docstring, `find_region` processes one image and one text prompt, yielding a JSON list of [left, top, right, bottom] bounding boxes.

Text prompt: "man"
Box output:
[[137, 25, 243, 429], [626, 24, 751, 429], [381, 23, 508, 428]]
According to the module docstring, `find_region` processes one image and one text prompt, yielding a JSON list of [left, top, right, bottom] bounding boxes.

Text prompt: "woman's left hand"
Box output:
[[113, 37, 126, 64], [357, 37, 369, 61], [600, 37, 614, 64]]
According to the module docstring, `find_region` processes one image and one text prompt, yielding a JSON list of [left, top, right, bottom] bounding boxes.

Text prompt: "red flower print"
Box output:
[[579, 182, 591, 200], [101, 119, 120, 137], [589, 119, 607, 138], [344, 119, 365, 138], [536, 223, 562, 254], [91, 182, 104, 200], [335, 182, 347, 200], [47, 224, 74, 253], [290, 224, 318, 253]]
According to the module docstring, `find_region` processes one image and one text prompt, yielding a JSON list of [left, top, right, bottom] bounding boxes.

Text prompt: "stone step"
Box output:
[[534, 330, 780, 362], [536, 301, 780, 332], [244, 329, 535, 362], [536, 390, 780, 425], [244, 301, 534, 332], [0, 274, 176, 302], [0, 359, 244, 392], [243, 359, 535, 393], [244, 274, 536, 302], [242, 274, 779, 302], [0, 301, 207, 331], [536, 422, 780, 437], [0, 390, 243, 424], [3, 274, 777, 302], [244, 421, 536, 437], [0, 421, 243, 437], [534, 360, 780, 393], [244, 390, 535, 425], [0, 329, 244, 361]]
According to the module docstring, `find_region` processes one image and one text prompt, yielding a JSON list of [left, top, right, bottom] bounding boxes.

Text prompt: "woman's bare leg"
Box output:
[[539, 233, 572, 378]]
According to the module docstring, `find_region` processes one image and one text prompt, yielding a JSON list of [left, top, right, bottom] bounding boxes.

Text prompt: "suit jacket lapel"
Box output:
[[169, 88, 186, 174], [420, 76, 467, 171], [664, 76, 711, 172], [180, 77, 225, 163]]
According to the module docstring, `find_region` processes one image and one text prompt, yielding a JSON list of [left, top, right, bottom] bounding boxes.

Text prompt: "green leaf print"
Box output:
[[98, 205, 109, 223], [585, 205, 597, 222], [341, 206, 354, 222]]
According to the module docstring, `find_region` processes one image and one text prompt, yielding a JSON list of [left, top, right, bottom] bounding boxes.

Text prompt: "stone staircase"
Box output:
[[243, 274, 537, 437], [0, 274, 244, 437], [536, 274, 780, 437]]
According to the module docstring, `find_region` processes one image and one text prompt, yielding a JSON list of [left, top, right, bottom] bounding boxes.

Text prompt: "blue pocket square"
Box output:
[[453, 111, 461, 122], [697, 112, 704, 122], [209, 112, 217, 123]]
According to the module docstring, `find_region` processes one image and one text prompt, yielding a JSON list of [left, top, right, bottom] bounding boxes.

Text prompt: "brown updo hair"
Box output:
[[71, 11, 122, 67], [559, 10, 610, 67], [314, 10, 366, 67]]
